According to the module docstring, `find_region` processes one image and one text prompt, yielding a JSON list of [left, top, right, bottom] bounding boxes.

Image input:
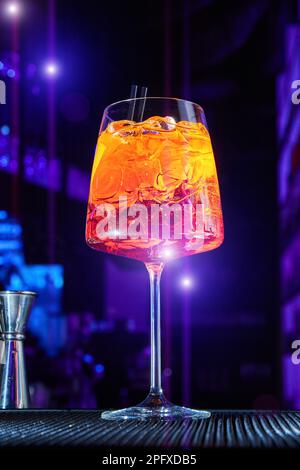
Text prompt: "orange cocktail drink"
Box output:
[[86, 116, 223, 262]]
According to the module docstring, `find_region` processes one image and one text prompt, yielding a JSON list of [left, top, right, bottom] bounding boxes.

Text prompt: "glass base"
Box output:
[[101, 393, 211, 421]]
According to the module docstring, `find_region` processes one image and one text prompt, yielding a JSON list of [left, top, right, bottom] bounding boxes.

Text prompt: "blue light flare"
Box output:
[[1, 125, 10, 136], [7, 69, 15, 78], [95, 364, 105, 374], [83, 354, 94, 364]]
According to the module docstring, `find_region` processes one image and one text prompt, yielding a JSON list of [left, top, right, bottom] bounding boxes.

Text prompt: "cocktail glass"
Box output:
[[86, 97, 224, 420]]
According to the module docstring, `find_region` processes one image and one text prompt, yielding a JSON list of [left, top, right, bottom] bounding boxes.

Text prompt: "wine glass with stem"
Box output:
[[86, 97, 224, 419]]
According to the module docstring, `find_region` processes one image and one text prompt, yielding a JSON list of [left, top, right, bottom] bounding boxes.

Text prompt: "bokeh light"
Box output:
[[83, 354, 93, 364], [181, 277, 193, 289], [5, 2, 21, 16], [95, 363, 105, 375], [1, 125, 10, 136], [7, 69, 15, 78], [44, 62, 59, 77]]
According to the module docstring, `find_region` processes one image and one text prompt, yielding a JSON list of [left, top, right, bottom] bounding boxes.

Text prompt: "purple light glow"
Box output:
[[0, 154, 18, 173], [0, 135, 18, 174], [105, 259, 148, 332], [23, 147, 61, 191], [44, 62, 58, 77], [5, 2, 21, 16], [66, 166, 89, 201], [31, 85, 40, 96], [26, 63, 37, 79], [163, 368, 172, 378], [181, 276, 193, 289]]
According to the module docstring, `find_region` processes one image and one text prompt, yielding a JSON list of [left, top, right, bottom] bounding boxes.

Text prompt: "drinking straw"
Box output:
[[127, 84, 138, 120], [137, 86, 148, 122], [127, 85, 148, 121]]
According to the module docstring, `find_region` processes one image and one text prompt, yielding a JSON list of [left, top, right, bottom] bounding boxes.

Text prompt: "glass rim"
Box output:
[[103, 97, 204, 116]]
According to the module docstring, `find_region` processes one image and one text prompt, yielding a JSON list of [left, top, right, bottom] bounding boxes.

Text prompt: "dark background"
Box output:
[[0, 0, 300, 410]]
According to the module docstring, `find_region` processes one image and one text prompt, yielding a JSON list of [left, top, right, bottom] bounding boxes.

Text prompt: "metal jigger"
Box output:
[[0, 291, 37, 409]]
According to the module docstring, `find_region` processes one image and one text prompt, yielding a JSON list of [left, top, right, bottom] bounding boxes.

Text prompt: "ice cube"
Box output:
[[116, 128, 141, 137], [107, 120, 135, 134], [177, 121, 209, 138], [164, 116, 176, 128], [143, 116, 176, 131]]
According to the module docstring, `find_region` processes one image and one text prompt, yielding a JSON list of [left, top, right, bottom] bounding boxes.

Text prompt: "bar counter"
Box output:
[[0, 410, 299, 451]]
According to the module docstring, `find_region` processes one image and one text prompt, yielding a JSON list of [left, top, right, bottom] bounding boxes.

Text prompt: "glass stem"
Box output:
[[146, 262, 164, 397]]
